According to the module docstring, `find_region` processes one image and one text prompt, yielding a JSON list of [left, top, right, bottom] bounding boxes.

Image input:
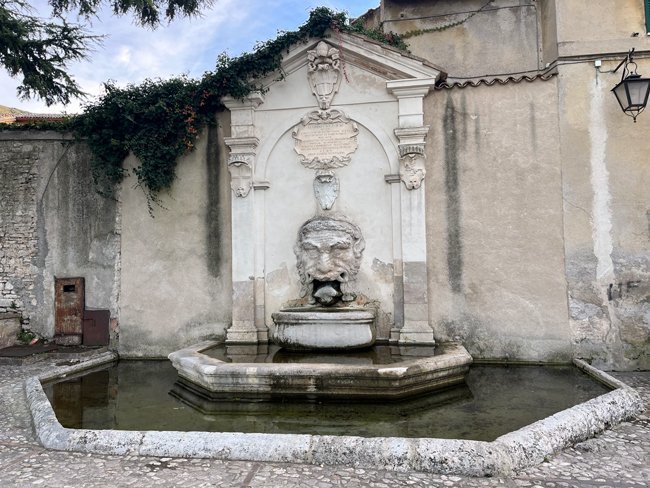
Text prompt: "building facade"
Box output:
[[1, 0, 648, 369]]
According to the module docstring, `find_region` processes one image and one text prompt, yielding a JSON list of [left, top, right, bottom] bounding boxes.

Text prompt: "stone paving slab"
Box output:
[[0, 360, 648, 487], [0, 345, 107, 366]]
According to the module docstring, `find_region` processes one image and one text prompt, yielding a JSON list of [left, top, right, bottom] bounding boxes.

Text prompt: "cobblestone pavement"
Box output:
[[0, 360, 648, 487]]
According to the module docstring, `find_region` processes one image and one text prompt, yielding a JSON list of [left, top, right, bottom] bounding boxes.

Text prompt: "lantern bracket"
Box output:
[[611, 48, 650, 122], [613, 48, 637, 81]]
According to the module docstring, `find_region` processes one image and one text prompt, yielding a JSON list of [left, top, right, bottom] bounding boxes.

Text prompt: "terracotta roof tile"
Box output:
[[436, 72, 556, 89]]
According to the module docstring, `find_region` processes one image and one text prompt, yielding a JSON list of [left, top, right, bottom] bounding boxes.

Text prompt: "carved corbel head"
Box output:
[[228, 155, 254, 197], [399, 145, 426, 190]]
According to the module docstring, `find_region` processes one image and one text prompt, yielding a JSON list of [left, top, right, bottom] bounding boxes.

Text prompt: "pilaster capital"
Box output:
[[224, 136, 260, 152], [388, 78, 435, 129], [386, 78, 437, 98], [221, 92, 265, 110], [394, 127, 430, 146]]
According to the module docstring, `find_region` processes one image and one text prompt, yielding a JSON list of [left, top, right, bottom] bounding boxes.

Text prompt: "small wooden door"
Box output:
[[83, 309, 110, 346], [55, 277, 84, 344]]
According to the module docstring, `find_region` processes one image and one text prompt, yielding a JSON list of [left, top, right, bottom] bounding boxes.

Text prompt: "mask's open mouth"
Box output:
[[312, 280, 342, 306]]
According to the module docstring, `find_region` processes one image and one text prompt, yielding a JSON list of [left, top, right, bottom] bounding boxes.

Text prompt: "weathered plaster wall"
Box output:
[[382, 0, 649, 369], [558, 60, 650, 370], [555, 0, 648, 54], [381, 0, 542, 77], [1, 122, 232, 357], [425, 79, 572, 362], [2, 1, 648, 368], [118, 117, 232, 357], [522, 0, 650, 370], [538, 0, 558, 67], [37, 141, 120, 337], [0, 131, 119, 339]]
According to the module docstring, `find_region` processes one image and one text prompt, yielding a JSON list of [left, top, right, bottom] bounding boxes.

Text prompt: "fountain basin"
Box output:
[[26, 352, 643, 476], [168, 341, 472, 401], [271, 307, 376, 350]]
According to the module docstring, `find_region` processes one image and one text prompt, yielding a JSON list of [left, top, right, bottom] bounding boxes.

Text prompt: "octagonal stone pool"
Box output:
[[43, 355, 610, 441], [26, 351, 642, 476]]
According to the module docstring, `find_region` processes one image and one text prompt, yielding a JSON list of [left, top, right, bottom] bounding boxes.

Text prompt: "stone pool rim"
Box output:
[[168, 340, 473, 401], [25, 350, 643, 477]]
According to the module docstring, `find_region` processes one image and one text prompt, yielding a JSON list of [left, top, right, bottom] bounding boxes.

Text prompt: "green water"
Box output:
[[202, 343, 439, 364], [43, 361, 610, 441]]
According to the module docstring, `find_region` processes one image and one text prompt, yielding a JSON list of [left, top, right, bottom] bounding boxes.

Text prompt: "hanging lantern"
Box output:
[[612, 49, 650, 122]]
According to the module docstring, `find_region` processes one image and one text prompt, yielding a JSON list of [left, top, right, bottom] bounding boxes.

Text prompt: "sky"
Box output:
[[1, 0, 379, 114]]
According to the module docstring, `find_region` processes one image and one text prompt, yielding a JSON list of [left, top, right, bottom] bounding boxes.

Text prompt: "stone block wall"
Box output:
[[0, 138, 40, 324], [0, 314, 21, 347], [0, 132, 120, 343]]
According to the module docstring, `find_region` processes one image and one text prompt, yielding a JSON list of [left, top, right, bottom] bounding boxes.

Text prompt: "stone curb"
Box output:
[[0, 346, 109, 366], [494, 359, 643, 473], [24, 353, 644, 477], [168, 341, 473, 402]]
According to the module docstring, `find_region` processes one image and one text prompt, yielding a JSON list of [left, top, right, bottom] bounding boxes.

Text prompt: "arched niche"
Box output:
[[260, 120, 396, 336]]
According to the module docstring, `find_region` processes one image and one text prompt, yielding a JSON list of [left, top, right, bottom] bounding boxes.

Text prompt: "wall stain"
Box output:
[[529, 101, 537, 154], [460, 92, 468, 143], [473, 104, 481, 155], [371, 258, 394, 283], [444, 95, 464, 294], [206, 123, 222, 277]]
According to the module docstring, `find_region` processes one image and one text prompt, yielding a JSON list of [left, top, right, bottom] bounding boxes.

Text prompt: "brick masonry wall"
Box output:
[[0, 139, 40, 324]]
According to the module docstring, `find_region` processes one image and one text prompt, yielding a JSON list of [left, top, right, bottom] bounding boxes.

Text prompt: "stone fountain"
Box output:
[[271, 215, 376, 350], [168, 39, 472, 403], [169, 212, 472, 402]]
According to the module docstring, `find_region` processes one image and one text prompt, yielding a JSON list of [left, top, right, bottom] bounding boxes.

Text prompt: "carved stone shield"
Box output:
[[313, 172, 339, 210]]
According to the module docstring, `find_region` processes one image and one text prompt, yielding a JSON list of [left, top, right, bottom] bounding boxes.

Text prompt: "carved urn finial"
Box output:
[[307, 41, 342, 110]]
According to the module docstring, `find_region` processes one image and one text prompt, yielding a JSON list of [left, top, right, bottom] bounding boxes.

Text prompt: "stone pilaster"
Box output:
[[387, 79, 436, 345], [222, 93, 268, 344]]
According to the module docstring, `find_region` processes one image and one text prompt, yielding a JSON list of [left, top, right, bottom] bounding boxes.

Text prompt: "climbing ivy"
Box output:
[[346, 22, 408, 51], [71, 76, 204, 208], [5, 7, 406, 209], [400, 0, 493, 39]]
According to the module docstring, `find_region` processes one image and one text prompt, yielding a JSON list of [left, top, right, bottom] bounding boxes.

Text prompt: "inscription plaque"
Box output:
[[293, 110, 359, 170]]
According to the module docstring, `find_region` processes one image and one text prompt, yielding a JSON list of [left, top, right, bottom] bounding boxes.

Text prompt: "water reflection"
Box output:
[[43, 366, 118, 429], [203, 343, 439, 365], [44, 361, 610, 441]]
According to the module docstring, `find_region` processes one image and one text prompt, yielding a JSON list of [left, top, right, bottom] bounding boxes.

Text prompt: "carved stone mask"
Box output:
[[294, 216, 365, 305]]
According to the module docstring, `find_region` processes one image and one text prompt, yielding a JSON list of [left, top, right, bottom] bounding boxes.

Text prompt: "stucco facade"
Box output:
[[425, 79, 571, 362], [117, 119, 233, 357], [0, 0, 647, 368]]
